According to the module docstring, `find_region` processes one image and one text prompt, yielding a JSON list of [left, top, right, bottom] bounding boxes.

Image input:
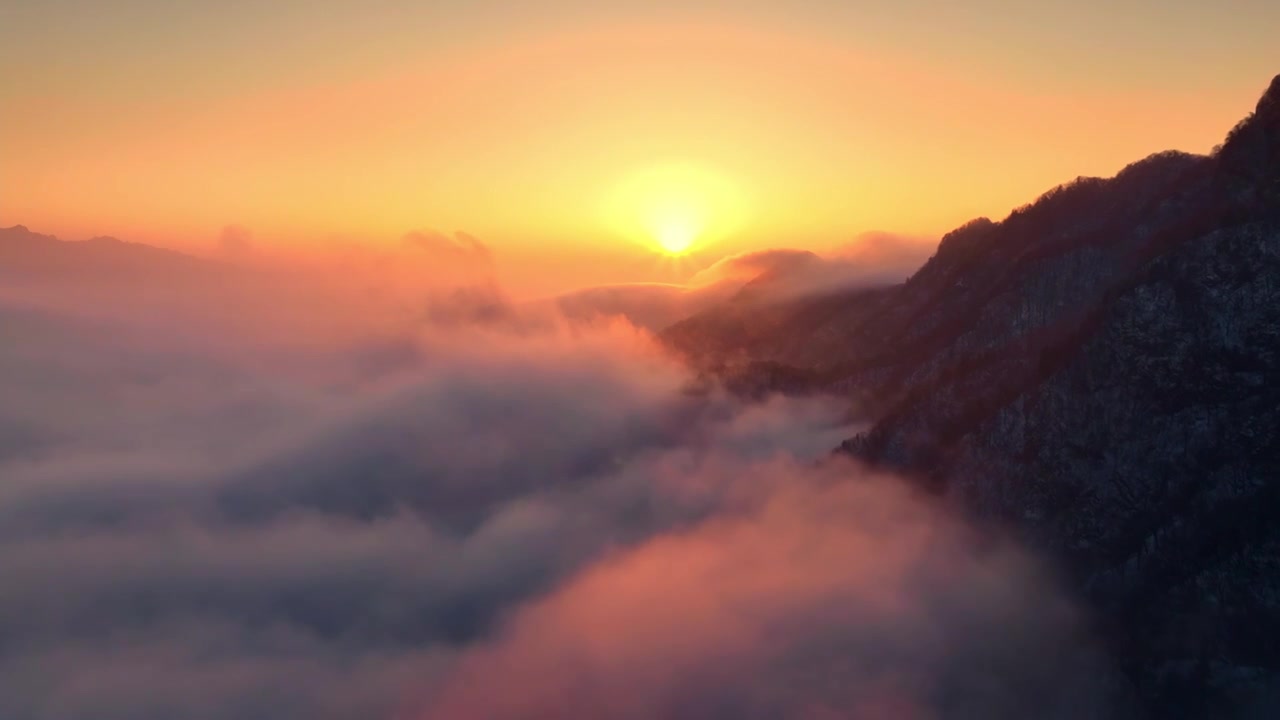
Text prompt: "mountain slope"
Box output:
[[663, 74, 1280, 717]]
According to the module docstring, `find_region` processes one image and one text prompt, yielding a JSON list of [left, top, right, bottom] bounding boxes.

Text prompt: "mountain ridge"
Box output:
[[0, 224, 214, 280], [661, 73, 1280, 717]]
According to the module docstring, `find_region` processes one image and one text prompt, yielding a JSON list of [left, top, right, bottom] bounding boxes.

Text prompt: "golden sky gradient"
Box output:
[[3, 1, 1277, 295]]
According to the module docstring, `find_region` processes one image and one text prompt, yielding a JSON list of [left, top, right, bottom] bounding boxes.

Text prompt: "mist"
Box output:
[[690, 232, 936, 299], [0, 228, 1115, 719]]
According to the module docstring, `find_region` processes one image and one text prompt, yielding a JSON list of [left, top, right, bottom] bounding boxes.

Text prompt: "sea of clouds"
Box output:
[[0, 229, 1116, 719]]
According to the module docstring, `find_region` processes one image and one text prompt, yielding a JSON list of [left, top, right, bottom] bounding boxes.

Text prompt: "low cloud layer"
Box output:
[[0, 229, 1116, 719], [402, 230, 493, 270], [429, 467, 1110, 720], [692, 232, 935, 300], [546, 232, 936, 331], [551, 282, 741, 330]]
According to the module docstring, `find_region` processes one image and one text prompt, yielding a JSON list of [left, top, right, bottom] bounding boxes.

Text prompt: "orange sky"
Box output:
[[3, 1, 1277, 296]]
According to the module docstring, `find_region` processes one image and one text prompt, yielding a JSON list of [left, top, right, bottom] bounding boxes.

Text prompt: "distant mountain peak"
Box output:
[[0, 224, 58, 246]]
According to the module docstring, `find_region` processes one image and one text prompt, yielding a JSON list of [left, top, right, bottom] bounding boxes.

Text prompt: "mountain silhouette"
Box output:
[[0, 225, 214, 281], [662, 73, 1280, 717]]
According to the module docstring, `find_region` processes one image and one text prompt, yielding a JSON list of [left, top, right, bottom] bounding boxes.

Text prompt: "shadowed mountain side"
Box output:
[[659, 73, 1280, 717]]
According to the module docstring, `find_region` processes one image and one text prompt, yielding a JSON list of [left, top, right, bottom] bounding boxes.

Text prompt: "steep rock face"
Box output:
[[662, 74, 1280, 717]]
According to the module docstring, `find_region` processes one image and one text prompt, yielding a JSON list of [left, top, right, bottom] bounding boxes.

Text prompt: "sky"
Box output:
[[2, 0, 1278, 295]]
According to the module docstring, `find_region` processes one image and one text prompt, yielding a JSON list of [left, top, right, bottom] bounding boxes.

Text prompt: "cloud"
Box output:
[[0, 232, 1121, 720], [429, 468, 1110, 720], [546, 233, 935, 332], [835, 230, 937, 269], [550, 282, 743, 331], [402, 230, 493, 266], [692, 232, 935, 301], [693, 248, 823, 284]]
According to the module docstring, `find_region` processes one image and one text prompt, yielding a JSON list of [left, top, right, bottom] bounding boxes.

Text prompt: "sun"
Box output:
[[646, 195, 703, 255], [654, 221, 697, 255], [603, 161, 745, 256]]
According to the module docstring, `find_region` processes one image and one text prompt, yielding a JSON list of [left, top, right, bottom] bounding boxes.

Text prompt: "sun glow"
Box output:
[[604, 162, 745, 256], [647, 196, 702, 255], [654, 222, 697, 255]]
